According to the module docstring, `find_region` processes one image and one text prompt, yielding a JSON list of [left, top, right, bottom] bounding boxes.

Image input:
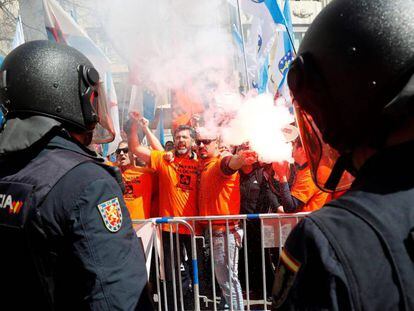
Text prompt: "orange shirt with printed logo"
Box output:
[[121, 166, 155, 219], [198, 157, 240, 222], [150, 150, 198, 234], [291, 165, 330, 212]]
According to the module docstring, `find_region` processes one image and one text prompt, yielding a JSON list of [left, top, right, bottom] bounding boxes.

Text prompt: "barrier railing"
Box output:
[[133, 213, 309, 311]]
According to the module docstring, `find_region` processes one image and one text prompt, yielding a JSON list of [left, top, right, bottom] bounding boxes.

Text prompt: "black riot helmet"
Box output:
[[0, 40, 115, 150], [287, 0, 414, 191]]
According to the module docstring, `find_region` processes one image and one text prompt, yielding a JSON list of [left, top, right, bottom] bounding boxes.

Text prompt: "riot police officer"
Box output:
[[0, 41, 152, 310], [272, 0, 414, 310]]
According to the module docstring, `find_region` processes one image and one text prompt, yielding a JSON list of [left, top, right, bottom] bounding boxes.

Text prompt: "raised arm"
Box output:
[[140, 117, 164, 151], [228, 150, 258, 171], [127, 113, 151, 164], [272, 161, 304, 213]]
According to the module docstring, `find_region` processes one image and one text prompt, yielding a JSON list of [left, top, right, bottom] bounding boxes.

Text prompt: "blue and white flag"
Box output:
[[230, 0, 285, 91], [267, 0, 295, 102]]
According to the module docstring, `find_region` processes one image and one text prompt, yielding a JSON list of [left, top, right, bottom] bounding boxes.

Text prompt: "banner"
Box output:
[[134, 222, 157, 280]]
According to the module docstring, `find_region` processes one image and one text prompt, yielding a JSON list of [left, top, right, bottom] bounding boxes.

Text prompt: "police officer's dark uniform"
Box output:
[[0, 41, 152, 310], [271, 0, 414, 310]]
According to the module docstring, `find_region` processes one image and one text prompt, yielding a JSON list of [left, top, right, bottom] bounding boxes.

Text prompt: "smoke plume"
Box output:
[[95, 0, 294, 162]]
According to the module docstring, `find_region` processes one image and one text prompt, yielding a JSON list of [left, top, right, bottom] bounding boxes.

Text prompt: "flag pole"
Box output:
[[282, 0, 297, 55], [284, 24, 297, 55], [236, 0, 250, 92]]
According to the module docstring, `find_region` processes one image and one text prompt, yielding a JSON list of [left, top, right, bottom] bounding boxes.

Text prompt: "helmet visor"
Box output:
[[91, 81, 115, 144], [293, 102, 354, 192], [288, 54, 354, 192]]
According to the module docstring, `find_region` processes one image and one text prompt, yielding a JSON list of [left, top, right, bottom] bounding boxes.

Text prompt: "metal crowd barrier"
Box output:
[[133, 213, 309, 311]]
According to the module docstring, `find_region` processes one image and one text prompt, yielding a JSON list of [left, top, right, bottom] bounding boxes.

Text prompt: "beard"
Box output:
[[176, 148, 188, 155]]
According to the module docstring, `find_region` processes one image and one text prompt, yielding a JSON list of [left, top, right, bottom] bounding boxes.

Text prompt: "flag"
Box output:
[[156, 108, 165, 146], [128, 85, 143, 116], [267, 0, 295, 101], [229, 0, 285, 25], [143, 90, 156, 121], [258, 56, 269, 93], [102, 73, 121, 156], [128, 86, 160, 121], [264, 0, 286, 25], [277, 0, 295, 105], [127, 87, 166, 146], [244, 16, 261, 89], [230, 0, 285, 91], [43, 0, 110, 72], [228, 0, 295, 99], [42, 0, 121, 155], [155, 91, 172, 145], [12, 16, 25, 50]]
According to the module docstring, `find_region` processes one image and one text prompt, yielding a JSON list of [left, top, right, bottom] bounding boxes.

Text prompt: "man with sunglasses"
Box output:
[[116, 140, 155, 220], [0, 41, 151, 310], [196, 128, 256, 310], [272, 0, 414, 310], [128, 115, 199, 310]]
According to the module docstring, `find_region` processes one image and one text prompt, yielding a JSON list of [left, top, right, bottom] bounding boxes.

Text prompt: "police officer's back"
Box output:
[[272, 0, 414, 310], [0, 41, 151, 310]]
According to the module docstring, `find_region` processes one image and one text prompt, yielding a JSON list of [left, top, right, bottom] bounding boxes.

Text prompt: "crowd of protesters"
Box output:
[[1, 1, 410, 310], [105, 112, 336, 310]]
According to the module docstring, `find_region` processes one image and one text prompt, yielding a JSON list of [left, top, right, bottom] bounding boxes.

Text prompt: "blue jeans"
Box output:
[[213, 228, 244, 310]]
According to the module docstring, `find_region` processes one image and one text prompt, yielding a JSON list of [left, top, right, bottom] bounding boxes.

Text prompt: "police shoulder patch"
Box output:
[[97, 197, 123, 233], [272, 248, 302, 308]]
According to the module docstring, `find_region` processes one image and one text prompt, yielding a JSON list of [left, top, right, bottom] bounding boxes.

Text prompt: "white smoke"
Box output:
[[96, 0, 238, 100], [202, 92, 295, 163], [94, 0, 294, 163]]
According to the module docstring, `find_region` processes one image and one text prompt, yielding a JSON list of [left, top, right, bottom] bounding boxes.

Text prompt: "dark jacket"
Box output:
[[240, 165, 280, 214], [0, 133, 151, 310], [272, 141, 414, 310]]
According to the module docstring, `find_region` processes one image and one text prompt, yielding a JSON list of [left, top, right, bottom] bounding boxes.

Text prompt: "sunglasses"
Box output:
[[116, 147, 129, 154], [195, 139, 215, 146]]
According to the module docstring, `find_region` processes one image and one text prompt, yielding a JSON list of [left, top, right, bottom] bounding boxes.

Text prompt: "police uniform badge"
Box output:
[[97, 197, 123, 232], [273, 248, 301, 308], [0, 181, 33, 229]]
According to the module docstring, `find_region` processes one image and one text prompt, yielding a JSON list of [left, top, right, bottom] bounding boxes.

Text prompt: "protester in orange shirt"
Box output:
[[128, 114, 198, 310], [116, 141, 155, 220], [196, 128, 256, 311], [273, 138, 331, 213]]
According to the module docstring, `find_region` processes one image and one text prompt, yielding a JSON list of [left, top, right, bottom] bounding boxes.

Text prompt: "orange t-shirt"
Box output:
[[198, 157, 240, 219], [150, 150, 198, 234], [150, 174, 160, 218], [121, 166, 155, 220], [291, 165, 331, 212]]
